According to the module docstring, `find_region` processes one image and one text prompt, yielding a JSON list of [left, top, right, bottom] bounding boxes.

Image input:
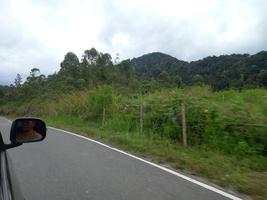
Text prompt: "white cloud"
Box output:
[[0, 0, 266, 84]]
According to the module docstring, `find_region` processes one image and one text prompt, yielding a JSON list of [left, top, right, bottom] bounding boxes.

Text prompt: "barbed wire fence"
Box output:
[[97, 102, 267, 148]]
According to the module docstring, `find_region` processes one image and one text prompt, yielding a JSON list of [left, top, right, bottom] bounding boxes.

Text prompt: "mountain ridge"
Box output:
[[129, 51, 267, 90]]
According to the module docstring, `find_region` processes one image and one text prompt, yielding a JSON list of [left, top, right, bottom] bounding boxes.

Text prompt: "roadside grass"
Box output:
[[2, 87, 267, 199], [45, 114, 267, 200]]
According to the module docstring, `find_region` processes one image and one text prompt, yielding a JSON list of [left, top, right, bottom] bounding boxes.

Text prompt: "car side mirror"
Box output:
[[10, 118, 46, 144]]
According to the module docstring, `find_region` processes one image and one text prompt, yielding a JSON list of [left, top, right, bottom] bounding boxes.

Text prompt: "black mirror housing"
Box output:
[[10, 118, 46, 144]]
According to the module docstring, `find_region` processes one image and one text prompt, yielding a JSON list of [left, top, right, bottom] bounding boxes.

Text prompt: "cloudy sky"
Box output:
[[0, 0, 266, 85]]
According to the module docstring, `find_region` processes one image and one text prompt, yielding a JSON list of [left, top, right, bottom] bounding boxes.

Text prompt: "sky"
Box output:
[[0, 0, 267, 85]]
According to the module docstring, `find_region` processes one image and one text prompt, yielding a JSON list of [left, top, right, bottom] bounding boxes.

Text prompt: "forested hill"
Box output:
[[1, 48, 267, 199], [0, 48, 267, 104], [129, 51, 267, 90], [130, 52, 187, 79]]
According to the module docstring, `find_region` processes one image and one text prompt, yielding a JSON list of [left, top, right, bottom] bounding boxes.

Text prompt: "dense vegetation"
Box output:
[[0, 48, 267, 199], [131, 51, 267, 90], [1, 48, 267, 101]]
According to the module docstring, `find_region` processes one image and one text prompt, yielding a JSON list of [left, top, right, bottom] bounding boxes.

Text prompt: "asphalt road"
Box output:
[[0, 118, 241, 200]]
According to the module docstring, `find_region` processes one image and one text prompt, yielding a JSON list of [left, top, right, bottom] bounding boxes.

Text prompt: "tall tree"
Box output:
[[82, 48, 99, 65], [97, 53, 112, 66], [26, 68, 40, 83], [59, 52, 80, 77], [174, 75, 182, 88], [116, 60, 135, 86], [14, 74, 22, 88]]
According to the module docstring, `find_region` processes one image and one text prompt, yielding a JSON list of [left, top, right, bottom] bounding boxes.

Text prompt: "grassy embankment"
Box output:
[[1, 86, 267, 199]]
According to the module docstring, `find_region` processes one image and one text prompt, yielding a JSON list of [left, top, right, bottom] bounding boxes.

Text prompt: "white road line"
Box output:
[[1, 118, 243, 199], [48, 126, 243, 200]]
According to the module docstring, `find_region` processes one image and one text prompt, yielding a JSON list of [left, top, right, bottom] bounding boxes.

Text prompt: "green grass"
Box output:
[[2, 86, 267, 199], [45, 114, 267, 200]]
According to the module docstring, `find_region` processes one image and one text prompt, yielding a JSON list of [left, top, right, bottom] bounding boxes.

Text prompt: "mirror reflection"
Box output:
[[15, 120, 43, 142]]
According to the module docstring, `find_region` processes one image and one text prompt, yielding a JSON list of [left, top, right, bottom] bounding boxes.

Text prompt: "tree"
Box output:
[[117, 60, 135, 86], [82, 48, 99, 65], [59, 52, 80, 77], [26, 68, 40, 83], [258, 70, 267, 87], [159, 70, 171, 86], [26, 68, 46, 84], [174, 75, 182, 88], [14, 74, 22, 88], [30, 68, 40, 77], [192, 74, 204, 85], [140, 79, 159, 94], [97, 53, 112, 66]]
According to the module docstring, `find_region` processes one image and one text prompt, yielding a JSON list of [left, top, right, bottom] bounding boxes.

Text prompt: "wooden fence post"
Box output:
[[140, 104, 144, 134], [102, 105, 106, 126], [181, 103, 187, 147]]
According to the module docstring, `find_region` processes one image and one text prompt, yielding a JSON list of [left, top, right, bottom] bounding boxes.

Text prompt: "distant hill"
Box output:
[[1, 48, 266, 94], [130, 52, 188, 79], [130, 51, 267, 90]]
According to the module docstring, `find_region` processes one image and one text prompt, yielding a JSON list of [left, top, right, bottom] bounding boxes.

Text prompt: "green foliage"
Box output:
[[0, 48, 266, 156], [1, 48, 267, 200], [59, 52, 80, 77], [14, 74, 22, 88], [158, 70, 171, 85], [174, 75, 182, 88], [258, 69, 267, 86], [84, 86, 114, 121], [130, 51, 267, 90], [192, 74, 204, 85], [4, 82, 265, 158], [1, 48, 267, 110], [44, 113, 267, 199], [139, 79, 159, 94]]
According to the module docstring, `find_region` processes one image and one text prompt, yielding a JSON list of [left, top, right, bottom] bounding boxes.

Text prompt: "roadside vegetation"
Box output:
[[0, 48, 267, 199]]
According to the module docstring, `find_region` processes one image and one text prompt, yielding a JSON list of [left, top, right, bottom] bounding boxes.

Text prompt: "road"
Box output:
[[0, 118, 241, 200]]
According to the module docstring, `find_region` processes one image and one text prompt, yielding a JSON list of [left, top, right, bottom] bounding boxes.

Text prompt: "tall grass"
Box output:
[[1, 86, 267, 199]]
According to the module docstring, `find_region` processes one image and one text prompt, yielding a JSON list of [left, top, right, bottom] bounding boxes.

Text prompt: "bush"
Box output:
[[84, 85, 114, 121]]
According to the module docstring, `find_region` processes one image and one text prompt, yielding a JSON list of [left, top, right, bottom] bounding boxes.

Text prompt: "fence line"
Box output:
[[181, 103, 187, 147], [97, 102, 267, 146], [100, 103, 267, 127]]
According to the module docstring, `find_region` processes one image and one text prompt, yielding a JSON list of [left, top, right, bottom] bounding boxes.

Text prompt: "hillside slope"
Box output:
[[130, 51, 267, 90]]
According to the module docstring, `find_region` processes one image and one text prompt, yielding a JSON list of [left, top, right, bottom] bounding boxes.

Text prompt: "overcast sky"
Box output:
[[0, 0, 267, 85]]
